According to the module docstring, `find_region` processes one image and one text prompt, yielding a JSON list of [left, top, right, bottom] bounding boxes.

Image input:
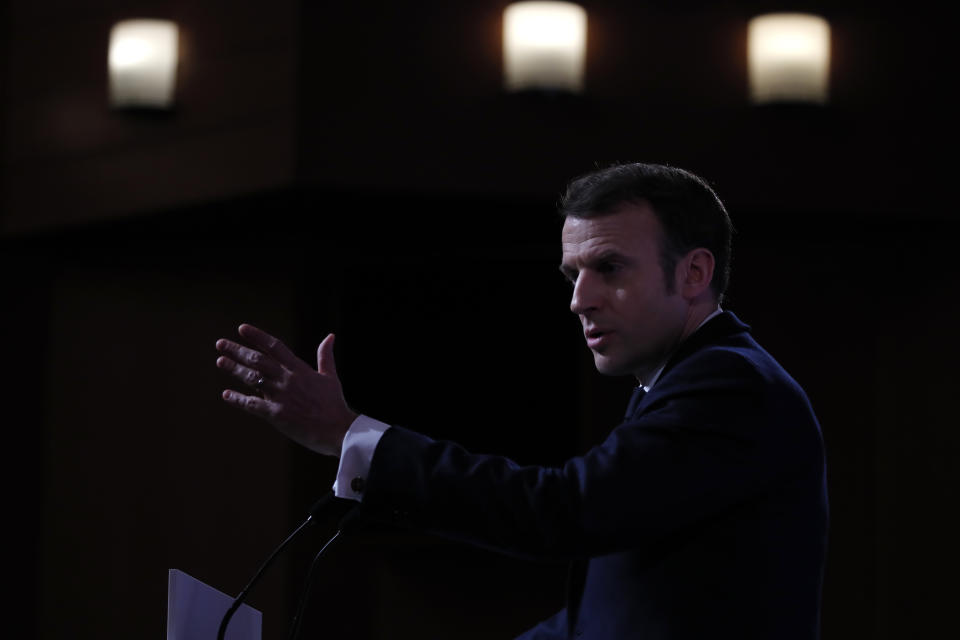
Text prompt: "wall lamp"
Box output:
[[108, 19, 179, 109], [748, 13, 831, 105], [503, 1, 587, 93]]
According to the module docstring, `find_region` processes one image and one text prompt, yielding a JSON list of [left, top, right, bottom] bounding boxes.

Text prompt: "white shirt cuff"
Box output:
[[332, 415, 391, 501]]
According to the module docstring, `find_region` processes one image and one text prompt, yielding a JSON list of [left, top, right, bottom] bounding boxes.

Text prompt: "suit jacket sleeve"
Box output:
[[357, 345, 823, 561]]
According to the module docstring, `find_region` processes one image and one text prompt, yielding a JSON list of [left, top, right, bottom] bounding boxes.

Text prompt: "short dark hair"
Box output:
[[559, 162, 733, 302]]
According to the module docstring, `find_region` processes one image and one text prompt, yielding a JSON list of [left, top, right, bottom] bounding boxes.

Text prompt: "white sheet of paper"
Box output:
[[167, 568, 261, 640]]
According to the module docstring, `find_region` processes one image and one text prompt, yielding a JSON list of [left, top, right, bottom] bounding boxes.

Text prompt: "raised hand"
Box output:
[[215, 324, 358, 456]]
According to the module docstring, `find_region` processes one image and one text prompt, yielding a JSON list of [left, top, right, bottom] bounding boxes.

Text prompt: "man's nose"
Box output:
[[570, 272, 600, 314]]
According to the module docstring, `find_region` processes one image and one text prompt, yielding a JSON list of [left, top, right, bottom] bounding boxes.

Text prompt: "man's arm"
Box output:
[[215, 324, 823, 561], [356, 347, 823, 560]]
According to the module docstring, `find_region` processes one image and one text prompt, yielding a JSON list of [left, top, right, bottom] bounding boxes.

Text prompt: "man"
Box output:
[[215, 163, 828, 639]]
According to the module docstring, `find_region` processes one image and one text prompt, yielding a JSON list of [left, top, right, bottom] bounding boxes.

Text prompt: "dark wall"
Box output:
[[3, 1, 956, 639]]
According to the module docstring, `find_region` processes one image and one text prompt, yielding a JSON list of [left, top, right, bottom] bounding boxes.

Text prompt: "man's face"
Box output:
[[560, 202, 688, 382]]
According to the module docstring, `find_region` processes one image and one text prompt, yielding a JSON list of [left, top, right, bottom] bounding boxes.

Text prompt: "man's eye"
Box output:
[[598, 262, 620, 275]]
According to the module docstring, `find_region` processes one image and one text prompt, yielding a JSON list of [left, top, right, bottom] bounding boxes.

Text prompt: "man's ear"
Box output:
[[678, 248, 715, 300]]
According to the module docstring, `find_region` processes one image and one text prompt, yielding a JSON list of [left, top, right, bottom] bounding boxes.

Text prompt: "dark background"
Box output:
[[3, 1, 956, 638]]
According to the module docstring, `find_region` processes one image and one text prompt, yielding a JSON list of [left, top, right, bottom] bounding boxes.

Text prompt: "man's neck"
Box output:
[[637, 304, 723, 390], [679, 299, 723, 343]]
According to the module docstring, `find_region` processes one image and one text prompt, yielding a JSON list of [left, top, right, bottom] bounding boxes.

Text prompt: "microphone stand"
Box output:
[[217, 492, 355, 640], [286, 527, 346, 640]]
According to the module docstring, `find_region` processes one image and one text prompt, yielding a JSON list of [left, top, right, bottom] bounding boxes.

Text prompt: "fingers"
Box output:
[[221, 389, 278, 419], [316, 333, 337, 375], [216, 355, 276, 392], [215, 338, 285, 379], [238, 324, 301, 367]]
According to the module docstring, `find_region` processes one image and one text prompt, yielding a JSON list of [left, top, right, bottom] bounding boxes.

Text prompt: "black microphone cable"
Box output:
[[217, 491, 339, 640]]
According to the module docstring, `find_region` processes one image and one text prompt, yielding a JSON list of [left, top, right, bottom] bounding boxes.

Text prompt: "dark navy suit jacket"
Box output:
[[360, 312, 828, 639]]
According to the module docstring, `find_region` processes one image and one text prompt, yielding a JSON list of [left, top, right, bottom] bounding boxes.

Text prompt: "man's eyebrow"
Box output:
[[592, 249, 626, 262], [559, 249, 627, 276], [582, 248, 629, 267]]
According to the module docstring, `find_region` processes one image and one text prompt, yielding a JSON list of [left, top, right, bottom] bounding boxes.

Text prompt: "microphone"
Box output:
[[286, 502, 363, 640], [217, 491, 359, 640]]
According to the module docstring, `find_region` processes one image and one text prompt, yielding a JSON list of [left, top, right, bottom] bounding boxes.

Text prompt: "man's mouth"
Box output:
[[585, 329, 611, 350]]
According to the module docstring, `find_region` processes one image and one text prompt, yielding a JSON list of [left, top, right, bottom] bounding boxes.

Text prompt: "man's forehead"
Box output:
[[561, 206, 659, 253], [561, 227, 622, 256]]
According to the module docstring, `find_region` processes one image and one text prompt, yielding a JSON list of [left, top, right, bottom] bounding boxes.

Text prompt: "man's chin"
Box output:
[[593, 353, 629, 377]]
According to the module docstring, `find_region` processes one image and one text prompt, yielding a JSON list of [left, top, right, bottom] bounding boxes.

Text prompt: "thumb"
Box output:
[[316, 333, 338, 376]]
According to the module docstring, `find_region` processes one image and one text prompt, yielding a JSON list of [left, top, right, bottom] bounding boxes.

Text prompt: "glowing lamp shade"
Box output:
[[109, 20, 179, 108], [503, 2, 587, 92], [748, 13, 830, 104]]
